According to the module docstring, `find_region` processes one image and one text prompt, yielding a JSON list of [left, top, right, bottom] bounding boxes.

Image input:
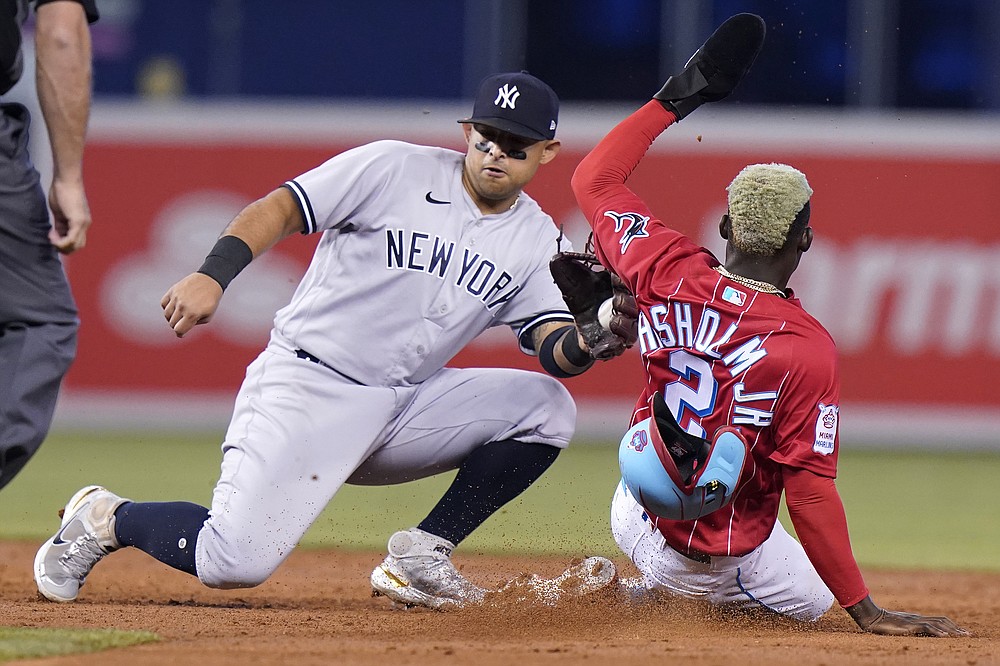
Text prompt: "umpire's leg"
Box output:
[[0, 321, 77, 489]]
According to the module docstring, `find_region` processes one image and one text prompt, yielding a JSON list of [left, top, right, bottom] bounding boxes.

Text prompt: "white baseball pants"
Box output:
[[194, 340, 575, 588], [610, 481, 835, 621]]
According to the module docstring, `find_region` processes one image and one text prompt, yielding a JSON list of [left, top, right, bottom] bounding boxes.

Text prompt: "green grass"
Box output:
[[0, 626, 158, 662], [3, 431, 999, 571], [828, 450, 1000, 571]]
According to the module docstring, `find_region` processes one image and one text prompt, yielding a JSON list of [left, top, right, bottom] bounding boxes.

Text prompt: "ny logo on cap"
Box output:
[[494, 84, 520, 109]]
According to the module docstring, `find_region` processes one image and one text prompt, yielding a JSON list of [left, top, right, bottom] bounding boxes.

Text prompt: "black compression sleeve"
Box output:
[[560, 327, 594, 367], [197, 235, 253, 290], [538, 327, 570, 377], [539, 326, 593, 378]]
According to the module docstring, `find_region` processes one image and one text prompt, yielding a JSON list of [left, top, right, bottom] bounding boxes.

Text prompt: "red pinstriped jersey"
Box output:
[[573, 101, 840, 557]]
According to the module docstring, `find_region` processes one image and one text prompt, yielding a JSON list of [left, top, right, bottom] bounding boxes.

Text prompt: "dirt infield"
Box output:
[[1, 541, 996, 665]]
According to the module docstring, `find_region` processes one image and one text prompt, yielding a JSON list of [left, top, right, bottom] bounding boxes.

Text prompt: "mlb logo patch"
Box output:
[[722, 286, 746, 306], [813, 403, 839, 455]]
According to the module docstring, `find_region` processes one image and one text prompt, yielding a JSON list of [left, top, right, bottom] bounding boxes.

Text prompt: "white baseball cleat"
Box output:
[[371, 528, 486, 610], [494, 555, 618, 606], [34, 485, 130, 602]]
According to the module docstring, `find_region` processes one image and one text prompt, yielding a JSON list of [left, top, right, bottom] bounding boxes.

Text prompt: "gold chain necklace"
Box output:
[[714, 265, 786, 297]]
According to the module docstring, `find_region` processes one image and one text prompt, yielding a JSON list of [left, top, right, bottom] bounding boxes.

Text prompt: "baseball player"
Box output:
[[569, 14, 968, 636], [1, 0, 98, 491], [34, 71, 622, 609]]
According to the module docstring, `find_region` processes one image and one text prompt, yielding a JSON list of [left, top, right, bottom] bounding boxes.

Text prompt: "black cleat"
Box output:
[[654, 13, 766, 119]]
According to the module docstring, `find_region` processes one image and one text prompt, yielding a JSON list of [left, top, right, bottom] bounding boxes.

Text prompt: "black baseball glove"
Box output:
[[654, 13, 766, 120], [549, 250, 639, 361]]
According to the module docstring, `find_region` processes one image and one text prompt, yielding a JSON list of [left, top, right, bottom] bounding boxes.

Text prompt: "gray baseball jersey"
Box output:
[[279, 139, 573, 386]]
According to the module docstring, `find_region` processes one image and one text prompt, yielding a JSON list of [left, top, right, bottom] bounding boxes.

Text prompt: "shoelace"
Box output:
[[57, 534, 107, 580], [424, 559, 479, 587]]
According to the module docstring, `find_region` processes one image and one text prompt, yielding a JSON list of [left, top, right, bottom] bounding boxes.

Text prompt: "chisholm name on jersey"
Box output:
[[386, 229, 523, 310], [637, 301, 783, 430], [637, 301, 769, 377]]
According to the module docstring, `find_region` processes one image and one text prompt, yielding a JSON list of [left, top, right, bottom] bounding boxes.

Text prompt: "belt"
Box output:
[[674, 546, 712, 564], [294, 348, 363, 385], [641, 510, 712, 564]]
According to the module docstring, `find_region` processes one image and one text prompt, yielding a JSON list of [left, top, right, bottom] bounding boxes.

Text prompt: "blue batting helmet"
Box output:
[[618, 394, 748, 521]]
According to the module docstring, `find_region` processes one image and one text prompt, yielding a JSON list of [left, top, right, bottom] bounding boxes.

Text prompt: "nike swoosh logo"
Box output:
[[425, 191, 450, 205], [380, 565, 409, 588], [51, 526, 70, 546]]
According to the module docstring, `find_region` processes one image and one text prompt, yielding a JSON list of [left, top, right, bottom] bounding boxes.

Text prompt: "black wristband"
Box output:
[[560, 327, 594, 368], [197, 235, 253, 291], [538, 327, 571, 378]]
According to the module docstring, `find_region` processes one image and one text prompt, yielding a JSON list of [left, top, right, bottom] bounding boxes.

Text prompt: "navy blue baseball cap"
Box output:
[[459, 71, 559, 141]]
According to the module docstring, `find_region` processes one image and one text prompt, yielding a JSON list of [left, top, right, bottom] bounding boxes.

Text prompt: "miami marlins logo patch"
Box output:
[[629, 428, 648, 452], [813, 403, 839, 455], [603, 211, 650, 254]]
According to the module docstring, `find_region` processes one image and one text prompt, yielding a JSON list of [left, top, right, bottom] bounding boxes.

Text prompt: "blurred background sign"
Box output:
[[57, 103, 1000, 448], [9, 0, 997, 447]]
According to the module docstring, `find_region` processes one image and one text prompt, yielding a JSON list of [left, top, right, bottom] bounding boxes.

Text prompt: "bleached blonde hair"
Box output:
[[726, 163, 813, 255]]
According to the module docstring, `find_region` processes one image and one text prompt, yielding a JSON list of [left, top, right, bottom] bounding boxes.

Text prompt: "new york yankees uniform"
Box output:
[[195, 139, 575, 586], [574, 101, 847, 620], [278, 140, 571, 386], [32, 70, 595, 608]]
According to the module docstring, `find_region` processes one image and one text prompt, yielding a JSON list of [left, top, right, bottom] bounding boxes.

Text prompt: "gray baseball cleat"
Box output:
[[370, 528, 486, 610], [34, 485, 130, 602]]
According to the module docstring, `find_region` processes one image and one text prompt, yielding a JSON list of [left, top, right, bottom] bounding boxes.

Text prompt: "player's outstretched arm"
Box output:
[[571, 14, 767, 273], [783, 466, 969, 637], [161, 187, 303, 338], [846, 595, 970, 637]]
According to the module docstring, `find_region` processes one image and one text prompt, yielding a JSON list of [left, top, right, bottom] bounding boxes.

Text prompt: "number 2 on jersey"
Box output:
[[663, 350, 719, 439]]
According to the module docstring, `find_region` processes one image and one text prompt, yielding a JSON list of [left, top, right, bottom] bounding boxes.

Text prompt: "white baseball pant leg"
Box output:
[[195, 346, 402, 588], [347, 366, 575, 485], [610, 481, 834, 621]]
